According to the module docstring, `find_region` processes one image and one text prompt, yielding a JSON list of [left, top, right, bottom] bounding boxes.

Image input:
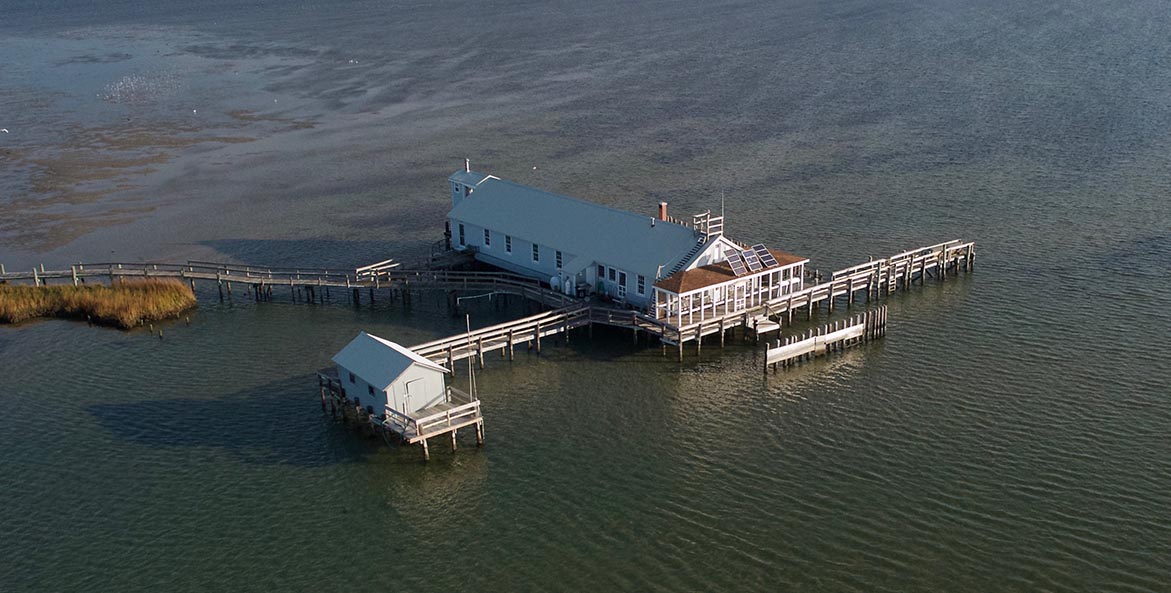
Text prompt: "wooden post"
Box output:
[[476, 421, 485, 447], [450, 430, 458, 451], [421, 439, 430, 462], [696, 322, 702, 354], [447, 346, 454, 370], [534, 322, 541, 354], [719, 318, 725, 348], [477, 336, 485, 369], [507, 329, 514, 360]]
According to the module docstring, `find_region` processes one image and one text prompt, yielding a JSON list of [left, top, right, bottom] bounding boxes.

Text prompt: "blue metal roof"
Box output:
[[448, 173, 702, 279]]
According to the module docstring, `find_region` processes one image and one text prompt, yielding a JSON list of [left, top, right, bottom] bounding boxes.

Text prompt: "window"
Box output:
[[367, 385, 374, 396], [608, 268, 616, 282], [458, 223, 465, 246], [637, 275, 645, 295], [348, 372, 355, 384], [782, 268, 790, 280], [597, 265, 605, 279], [556, 251, 563, 269], [506, 235, 512, 253], [484, 229, 491, 247], [532, 244, 540, 262], [354, 397, 361, 407], [618, 271, 627, 287]]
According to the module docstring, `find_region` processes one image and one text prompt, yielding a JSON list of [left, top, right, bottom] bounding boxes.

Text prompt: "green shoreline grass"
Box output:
[[0, 279, 196, 330]]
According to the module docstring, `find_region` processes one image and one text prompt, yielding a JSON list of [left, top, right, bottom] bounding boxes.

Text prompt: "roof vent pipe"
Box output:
[[464, 158, 470, 173], [658, 202, 668, 221]]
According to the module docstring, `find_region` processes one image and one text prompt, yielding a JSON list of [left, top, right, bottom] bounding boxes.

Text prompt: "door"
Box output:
[[734, 284, 746, 310], [616, 271, 627, 303], [405, 378, 427, 415]]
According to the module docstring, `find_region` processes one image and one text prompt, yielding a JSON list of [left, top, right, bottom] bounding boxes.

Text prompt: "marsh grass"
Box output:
[[0, 279, 196, 329]]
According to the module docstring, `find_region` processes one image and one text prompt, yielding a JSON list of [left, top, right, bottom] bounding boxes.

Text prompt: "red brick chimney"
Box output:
[[658, 202, 668, 221]]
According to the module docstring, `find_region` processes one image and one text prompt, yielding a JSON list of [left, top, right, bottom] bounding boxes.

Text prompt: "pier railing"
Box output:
[[1, 260, 576, 307], [380, 386, 481, 442]]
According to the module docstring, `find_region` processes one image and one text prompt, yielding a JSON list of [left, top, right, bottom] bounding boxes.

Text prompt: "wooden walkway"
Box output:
[[0, 260, 578, 309], [7, 239, 973, 367]]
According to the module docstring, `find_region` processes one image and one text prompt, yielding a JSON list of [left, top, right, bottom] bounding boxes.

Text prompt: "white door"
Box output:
[[734, 284, 746, 310], [405, 379, 426, 414]]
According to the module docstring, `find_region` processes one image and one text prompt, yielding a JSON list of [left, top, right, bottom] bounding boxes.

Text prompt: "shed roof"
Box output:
[[448, 173, 703, 277], [654, 249, 808, 295], [331, 331, 450, 390]]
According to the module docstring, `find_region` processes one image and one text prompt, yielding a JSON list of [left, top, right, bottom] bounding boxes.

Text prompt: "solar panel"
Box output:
[[753, 244, 779, 268], [725, 250, 748, 276], [742, 249, 764, 272]]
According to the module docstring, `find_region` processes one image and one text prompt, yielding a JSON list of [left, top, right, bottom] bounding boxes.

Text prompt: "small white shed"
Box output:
[[331, 331, 451, 417]]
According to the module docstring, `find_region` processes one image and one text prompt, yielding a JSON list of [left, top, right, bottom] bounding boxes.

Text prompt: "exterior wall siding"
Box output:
[[337, 363, 447, 417], [337, 363, 389, 415], [449, 215, 655, 309]]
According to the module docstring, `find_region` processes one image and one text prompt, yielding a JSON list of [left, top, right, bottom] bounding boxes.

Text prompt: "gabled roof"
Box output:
[[332, 331, 449, 390], [448, 173, 703, 277], [654, 249, 808, 295]]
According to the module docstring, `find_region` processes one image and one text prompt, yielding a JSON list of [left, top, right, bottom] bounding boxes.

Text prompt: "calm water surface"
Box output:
[[2, 1, 1170, 591]]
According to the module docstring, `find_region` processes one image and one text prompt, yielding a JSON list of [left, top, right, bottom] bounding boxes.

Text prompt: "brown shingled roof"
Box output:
[[653, 249, 807, 295]]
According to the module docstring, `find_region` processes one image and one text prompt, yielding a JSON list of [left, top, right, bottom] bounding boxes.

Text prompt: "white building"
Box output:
[[331, 331, 451, 417], [446, 162, 807, 318]]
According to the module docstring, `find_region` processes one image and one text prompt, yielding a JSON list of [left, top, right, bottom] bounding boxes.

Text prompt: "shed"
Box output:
[[331, 331, 451, 417]]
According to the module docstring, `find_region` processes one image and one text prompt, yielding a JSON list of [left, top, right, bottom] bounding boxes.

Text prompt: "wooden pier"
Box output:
[[0, 260, 577, 309], [656, 240, 973, 359], [764, 305, 887, 373]]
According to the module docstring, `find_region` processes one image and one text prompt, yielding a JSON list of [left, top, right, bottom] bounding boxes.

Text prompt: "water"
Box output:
[[3, 0, 1171, 591]]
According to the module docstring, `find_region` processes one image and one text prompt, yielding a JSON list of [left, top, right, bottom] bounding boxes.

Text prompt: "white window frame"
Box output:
[[556, 251, 563, 269], [505, 235, 512, 253], [532, 244, 540, 262], [484, 228, 491, 247], [458, 223, 465, 246]]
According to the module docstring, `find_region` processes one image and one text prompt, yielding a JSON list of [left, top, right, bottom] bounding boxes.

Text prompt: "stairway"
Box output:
[[663, 236, 707, 278]]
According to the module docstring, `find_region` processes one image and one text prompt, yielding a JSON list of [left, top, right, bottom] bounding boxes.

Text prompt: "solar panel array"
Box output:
[[725, 249, 748, 276], [753, 244, 779, 268], [742, 249, 764, 272]]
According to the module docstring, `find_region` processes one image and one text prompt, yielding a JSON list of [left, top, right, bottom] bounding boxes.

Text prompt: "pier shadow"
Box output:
[[84, 374, 385, 467]]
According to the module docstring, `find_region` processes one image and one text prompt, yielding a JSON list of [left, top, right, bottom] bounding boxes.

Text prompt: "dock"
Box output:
[[0, 260, 578, 309], [2, 239, 972, 364]]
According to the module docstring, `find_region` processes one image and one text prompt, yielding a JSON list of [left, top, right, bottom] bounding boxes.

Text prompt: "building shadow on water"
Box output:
[[84, 374, 391, 467]]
